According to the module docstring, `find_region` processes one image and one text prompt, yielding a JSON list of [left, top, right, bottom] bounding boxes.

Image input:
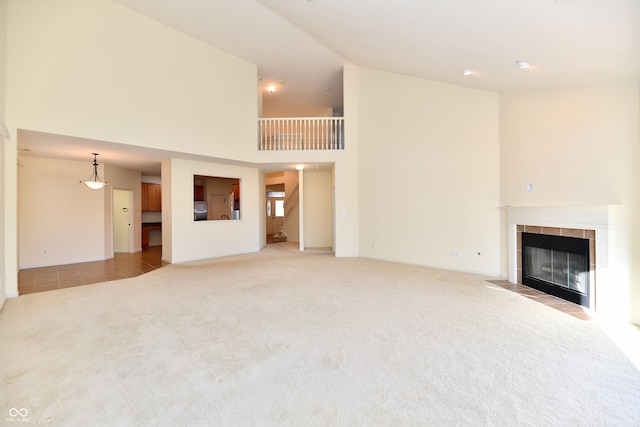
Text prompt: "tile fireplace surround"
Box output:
[[507, 206, 610, 313]]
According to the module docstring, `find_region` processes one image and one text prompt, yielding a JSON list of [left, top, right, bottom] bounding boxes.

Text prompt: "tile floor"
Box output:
[[488, 280, 595, 320], [18, 246, 167, 295]]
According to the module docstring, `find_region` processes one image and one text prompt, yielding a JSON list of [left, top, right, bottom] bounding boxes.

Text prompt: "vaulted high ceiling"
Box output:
[[113, 0, 640, 117], [16, 0, 640, 175]]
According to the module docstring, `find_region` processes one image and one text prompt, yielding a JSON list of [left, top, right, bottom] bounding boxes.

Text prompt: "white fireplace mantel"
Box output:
[[504, 205, 614, 230]]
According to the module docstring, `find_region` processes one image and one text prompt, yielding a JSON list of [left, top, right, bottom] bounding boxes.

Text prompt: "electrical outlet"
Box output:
[[43, 248, 48, 254]]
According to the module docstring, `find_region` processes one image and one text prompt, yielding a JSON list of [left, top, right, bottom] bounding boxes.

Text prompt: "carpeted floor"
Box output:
[[1, 243, 639, 426]]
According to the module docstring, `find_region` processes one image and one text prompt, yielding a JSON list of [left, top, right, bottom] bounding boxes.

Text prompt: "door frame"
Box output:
[[113, 188, 134, 253]]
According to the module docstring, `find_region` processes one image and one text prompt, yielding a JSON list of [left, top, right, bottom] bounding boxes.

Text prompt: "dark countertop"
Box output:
[[142, 222, 162, 227]]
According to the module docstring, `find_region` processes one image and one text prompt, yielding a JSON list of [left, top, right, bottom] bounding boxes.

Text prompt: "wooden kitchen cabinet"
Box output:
[[142, 223, 161, 247], [194, 185, 204, 201], [233, 184, 240, 201], [142, 183, 162, 212]]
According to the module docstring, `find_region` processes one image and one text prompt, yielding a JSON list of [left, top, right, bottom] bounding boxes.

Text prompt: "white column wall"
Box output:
[[164, 158, 261, 264], [303, 170, 333, 249]]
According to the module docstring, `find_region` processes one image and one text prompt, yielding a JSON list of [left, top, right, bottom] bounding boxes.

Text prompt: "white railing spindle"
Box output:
[[258, 117, 344, 151]]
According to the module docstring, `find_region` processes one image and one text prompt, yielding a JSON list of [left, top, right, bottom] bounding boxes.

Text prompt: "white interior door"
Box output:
[[113, 189, 133, 253]]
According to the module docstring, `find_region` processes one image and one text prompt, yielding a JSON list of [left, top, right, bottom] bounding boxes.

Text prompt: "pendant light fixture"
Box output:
[[80, 153, 108, 190]]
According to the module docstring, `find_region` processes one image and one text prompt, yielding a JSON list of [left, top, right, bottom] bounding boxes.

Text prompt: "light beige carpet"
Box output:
[[1, 243, 639, 426]]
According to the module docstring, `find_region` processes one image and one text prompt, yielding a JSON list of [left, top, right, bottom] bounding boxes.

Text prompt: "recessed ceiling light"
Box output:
[[462, 69, 473, 76], [266, 85, 276, 93], [516, 61, 530, 70]]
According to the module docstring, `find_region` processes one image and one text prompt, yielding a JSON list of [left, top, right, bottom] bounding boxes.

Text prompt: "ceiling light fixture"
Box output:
[[266, 85, 276, 93], [516, 61, 530, 70], [80, 153, 108, 190], [295, 165, 304, 171], [462, 69, 473, 76]]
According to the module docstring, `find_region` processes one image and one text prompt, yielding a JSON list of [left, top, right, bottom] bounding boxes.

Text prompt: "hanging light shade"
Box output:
[[80, 153, 108, 190]]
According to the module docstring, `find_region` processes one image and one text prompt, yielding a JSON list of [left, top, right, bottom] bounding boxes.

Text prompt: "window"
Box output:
[[266, 199, 284, 217], [193, 175, 241, 221], [275, 199, 285, 217], [266, 191, 285, 198]]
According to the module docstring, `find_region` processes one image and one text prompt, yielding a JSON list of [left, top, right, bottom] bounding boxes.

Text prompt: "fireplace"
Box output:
[[521, 231, 590, 307], [507, 206, 609, 314]]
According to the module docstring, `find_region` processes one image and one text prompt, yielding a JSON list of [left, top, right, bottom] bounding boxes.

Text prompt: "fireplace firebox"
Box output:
[[522, 232, 590, 307]]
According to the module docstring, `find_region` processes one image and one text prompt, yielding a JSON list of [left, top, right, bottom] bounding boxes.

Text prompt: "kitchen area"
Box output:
[[142, 180, 162, 248], [194, 175, 240, 221]]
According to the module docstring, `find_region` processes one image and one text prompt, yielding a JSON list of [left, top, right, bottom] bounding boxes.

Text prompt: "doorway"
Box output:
[[266, 196, 285, 236], [113, 189, 134, 253], [265, 172, 299, 245]]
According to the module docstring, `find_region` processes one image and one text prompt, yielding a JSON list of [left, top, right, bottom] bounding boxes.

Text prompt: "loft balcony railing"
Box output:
[[259, 117, 344, 151]]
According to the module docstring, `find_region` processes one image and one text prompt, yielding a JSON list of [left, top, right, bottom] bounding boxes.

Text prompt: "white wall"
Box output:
[[303, 170, 333, 248], [0, 0, 8, 306], [500, 85, 640, 323], [6, 0, 258, 162], [500, 87, 638, 207], [353, 66, 502, 276], [163, 158, 261, 263], [0, 134, 17, 299], [19, 157, 106, 268], [18, 157, 143, 269]]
